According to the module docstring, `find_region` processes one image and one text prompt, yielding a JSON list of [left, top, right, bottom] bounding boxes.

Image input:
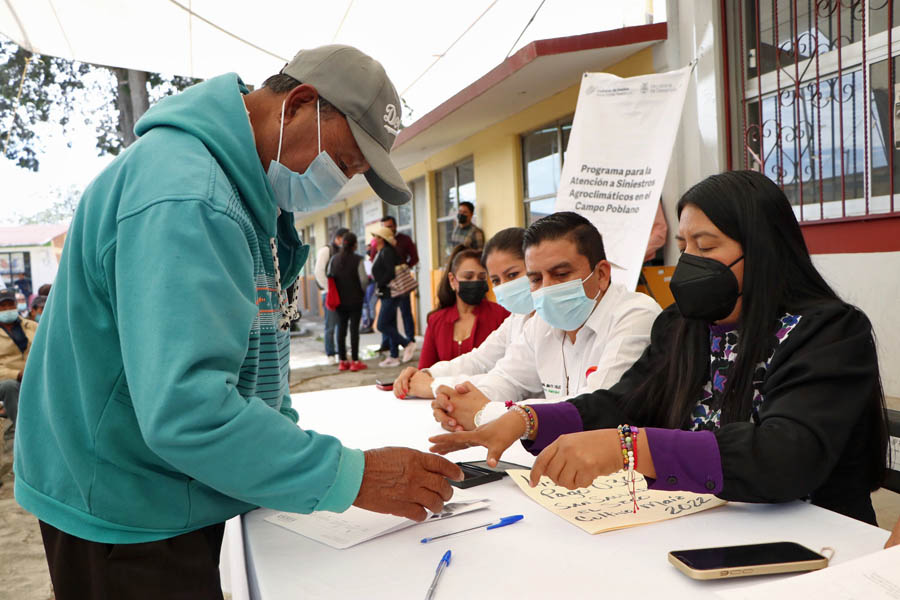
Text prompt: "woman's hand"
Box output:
[[431, 382, 489, 431], [394, 368, 436, 399], [429, 411, 526, 467], [886, 517, 900, 549], [528, 429, 624, 489]]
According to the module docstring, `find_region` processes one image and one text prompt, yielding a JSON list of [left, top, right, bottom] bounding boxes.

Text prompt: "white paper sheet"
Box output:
[[264, 488, 489, 549], [717, 544, 900, 599]]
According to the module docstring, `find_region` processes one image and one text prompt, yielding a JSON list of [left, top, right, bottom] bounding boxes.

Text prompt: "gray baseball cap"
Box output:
[[282, 45, 411, 206]]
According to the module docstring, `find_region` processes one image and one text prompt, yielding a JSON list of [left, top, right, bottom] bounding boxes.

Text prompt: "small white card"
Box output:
[[265, 488, 490, 549]]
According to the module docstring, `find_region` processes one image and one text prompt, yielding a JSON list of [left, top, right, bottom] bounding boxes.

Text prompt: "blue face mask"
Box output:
[[0, 309, 18, 323], [492, 276, 534, 315], [17, 303, 26, 312], [266, 99, 349, 213], [532, 271, 601, 331], [33, 312, 41, 323]]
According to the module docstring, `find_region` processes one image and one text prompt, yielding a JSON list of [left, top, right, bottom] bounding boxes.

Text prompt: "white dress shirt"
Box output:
[[426, 312, 533, 395], [472, 283, 661, 425]]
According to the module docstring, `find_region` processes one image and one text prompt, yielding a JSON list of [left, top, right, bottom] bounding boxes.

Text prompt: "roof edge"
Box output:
[[393, 22, 668, 149]]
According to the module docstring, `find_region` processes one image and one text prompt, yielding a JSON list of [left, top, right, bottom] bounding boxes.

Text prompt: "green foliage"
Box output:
[[0, 38, 91, 171], [0, 36, 199, 172]]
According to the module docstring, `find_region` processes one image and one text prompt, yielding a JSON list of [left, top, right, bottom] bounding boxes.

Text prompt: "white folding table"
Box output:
[[233, 386, 889, 599]]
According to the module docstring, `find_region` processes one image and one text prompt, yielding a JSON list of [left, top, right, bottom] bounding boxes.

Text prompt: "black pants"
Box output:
[[39, 520, 225, 600], [337, 306, 362, 361]]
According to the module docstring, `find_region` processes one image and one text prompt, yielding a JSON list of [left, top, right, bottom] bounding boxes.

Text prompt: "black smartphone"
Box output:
[[668, 541, 828, 580], [450, 462, 504, 488], [458, 460, 529, 474], [374, 379, 393, 391]]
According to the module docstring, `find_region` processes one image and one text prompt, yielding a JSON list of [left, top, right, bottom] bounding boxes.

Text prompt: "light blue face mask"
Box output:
[[492, 275, 534, 315], [266, 99, 349, 213], [17, 303, 26, 312], [0, 309, 18, 323], [531, 270, 601, 331], [33, 312, 41, 323]]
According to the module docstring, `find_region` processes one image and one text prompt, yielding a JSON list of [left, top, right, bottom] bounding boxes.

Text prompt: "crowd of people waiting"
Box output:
[[0, 281, 50, 488]]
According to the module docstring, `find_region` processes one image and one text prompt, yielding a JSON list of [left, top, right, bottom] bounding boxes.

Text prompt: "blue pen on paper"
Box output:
[[424, 550, 451, 600], [420, 515, 523, 544]]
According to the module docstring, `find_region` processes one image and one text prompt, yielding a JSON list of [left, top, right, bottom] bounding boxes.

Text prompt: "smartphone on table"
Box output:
[[450, 460, 531, 489], [375, 379, 393, 392], [668, 541, 828, 580]]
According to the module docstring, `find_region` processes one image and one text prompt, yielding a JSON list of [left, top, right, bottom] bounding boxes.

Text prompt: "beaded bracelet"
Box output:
[[617, 424, 640, 513], [509, 405, 536, 440]]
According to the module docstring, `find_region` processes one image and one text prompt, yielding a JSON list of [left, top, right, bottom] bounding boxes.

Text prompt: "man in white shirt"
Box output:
[[432, 211, 660, 431]]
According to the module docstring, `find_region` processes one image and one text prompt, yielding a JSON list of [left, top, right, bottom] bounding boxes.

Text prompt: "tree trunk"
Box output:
[[113, 67, 149, 148]]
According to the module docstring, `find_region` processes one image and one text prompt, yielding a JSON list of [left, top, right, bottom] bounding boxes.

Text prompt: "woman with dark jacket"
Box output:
[[371, 226, 412, 367], [328, 232, 369, 372], [430, 170, 890, 525]]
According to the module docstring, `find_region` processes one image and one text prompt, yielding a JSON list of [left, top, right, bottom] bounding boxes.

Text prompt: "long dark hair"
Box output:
[[481, 227, 525, 264], [340, 232, 358, 255], [621, 171, 887, 484], [429, 245, 483, 318]]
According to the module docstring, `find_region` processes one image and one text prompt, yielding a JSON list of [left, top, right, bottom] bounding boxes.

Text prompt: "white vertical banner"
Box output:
[[554, 66, 691, 290]]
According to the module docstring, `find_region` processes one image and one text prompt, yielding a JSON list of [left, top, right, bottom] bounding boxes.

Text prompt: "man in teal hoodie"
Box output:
[[15, 45, 462, 599]]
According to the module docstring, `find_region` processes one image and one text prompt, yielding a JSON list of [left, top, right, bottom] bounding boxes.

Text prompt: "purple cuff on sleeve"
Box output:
[[521, 403, 583, 455], [644, 428, 723, 495]]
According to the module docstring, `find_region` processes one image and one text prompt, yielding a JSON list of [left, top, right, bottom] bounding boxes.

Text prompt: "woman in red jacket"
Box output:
[[418, 245, 509, 370]]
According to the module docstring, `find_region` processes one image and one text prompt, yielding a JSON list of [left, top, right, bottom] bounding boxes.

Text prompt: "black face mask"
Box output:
[[456, 280, 488, 306], [457, 213, 468, 225], [669, 253, 744, 322]]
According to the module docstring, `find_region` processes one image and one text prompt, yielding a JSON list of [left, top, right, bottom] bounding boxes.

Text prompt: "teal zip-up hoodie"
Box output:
[[14, 74, 365, 543]]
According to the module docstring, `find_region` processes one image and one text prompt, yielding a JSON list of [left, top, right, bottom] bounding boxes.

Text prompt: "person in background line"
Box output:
[[394, 227, 532, 399], [28, 295, 47, 323], [328, 232, 368, 372], [13, 273, 32, 299], [14, 292, 27, 316], [418, 245, 508, 371], [430, 170, 889, 525], [430, 213, 660, 431], [315, 227, 350, 364], [0, 288, 36, 443], [371, 225, 414, 366], [369, 214, 419, 355], [37, 283, 51, 298], [449, 201, 484, 252], [360, 255, 376, 334]]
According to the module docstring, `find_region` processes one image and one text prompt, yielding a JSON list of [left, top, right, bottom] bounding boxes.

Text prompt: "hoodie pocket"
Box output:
[[91, 394, 192, 531]]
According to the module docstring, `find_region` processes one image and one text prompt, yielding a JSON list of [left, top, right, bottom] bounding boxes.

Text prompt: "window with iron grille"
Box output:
[[724, 0, 899, 221]]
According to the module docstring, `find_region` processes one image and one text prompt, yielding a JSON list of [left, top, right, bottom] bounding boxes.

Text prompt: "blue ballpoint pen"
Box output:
[[424, 550, 451, 600], [420, 515, 524, 544]]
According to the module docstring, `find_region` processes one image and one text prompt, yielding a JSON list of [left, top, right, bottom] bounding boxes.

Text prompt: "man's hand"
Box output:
[[353, 447, 463, 522], [393, 368, 435, 399], [528, 429, 623, 489], [431, 382, 490, 431], [429, 411, 525, 467]]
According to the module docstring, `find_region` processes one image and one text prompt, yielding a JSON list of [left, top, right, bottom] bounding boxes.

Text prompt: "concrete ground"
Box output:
[[288, 313, 420, 393], [0, 329, 897, 600]]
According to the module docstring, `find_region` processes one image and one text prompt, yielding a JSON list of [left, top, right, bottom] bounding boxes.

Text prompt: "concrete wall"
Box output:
[[812, 251, 900, 397]]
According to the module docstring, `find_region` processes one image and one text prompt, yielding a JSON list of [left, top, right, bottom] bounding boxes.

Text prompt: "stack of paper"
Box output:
[[265, 488, 490, 549]]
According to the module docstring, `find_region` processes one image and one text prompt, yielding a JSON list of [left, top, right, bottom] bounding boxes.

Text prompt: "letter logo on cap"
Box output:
[[383, 104, 400, 136]]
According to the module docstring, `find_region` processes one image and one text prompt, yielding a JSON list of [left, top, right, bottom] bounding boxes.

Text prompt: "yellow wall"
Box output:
[[293, 46, 656, 312]]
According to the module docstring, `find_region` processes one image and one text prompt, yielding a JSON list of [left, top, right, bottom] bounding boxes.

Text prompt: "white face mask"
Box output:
[[266, 99, 349, 213]]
